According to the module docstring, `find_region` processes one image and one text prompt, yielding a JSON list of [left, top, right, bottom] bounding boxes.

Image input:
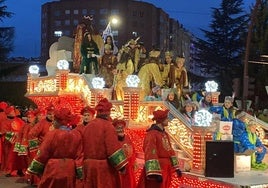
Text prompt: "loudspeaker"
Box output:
[[205, 141, 234, 177]]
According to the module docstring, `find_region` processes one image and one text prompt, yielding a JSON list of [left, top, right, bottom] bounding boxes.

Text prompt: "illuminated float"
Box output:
[[25, 63, 268, 188]]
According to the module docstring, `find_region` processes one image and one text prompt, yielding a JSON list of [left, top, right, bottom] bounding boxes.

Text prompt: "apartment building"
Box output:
[[41, 0, 192, 63]]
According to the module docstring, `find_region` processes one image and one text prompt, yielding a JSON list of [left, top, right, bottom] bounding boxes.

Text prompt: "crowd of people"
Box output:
[[70, 16, 190, 102], [0, 99, 182, 188]]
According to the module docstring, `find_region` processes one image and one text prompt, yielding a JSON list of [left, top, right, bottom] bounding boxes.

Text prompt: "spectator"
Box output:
[[239, 120, 267, 170], [181, 100, 195, 126], [199, 92, 213, 109], [209, 96, 236, 121]]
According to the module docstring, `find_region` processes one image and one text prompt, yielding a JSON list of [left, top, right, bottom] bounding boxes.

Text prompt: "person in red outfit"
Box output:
[[0, 106, 26, 176], [27, 107, 83, 188], [113, 119, 137, 188], [28, 104, 55, 153], [137, 109, 182, 188], [0, 101, 8, 168], [82, 98, 128, 188], [75, 106, 95, 134], [15, 110, 40, 185]]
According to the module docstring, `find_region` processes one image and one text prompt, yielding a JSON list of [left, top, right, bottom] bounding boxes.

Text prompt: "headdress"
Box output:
[[152, 85, 161, 94], [0, 101, 8, 110], [112, 119, 126, 128], [95, 98, 113, 115], [46, 104, 55, 113], [152, 109, 169, 123], [5, 106, 15, 116], [224, 96, 234, 103], [54, 108, 75, 126], [104, 44, 111, 50], [165, 51, 173, 57], [149, 50, 160, 58], [81, 106, 95, 116]]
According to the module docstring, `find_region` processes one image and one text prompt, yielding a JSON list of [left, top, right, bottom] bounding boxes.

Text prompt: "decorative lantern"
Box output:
[[191, 109, 213, 175], [205, 80, 220, 104]]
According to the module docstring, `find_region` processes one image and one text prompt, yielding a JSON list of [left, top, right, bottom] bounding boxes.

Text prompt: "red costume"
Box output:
[[75, 106, 95, 134], [0, 106, 26, 174], [82, 98, 128, 188], [137, 110, 181, 188], [28, 105, 55, 152], [113, 119, 137, 188], [0, 101, 8, 166], [27, 108, 83, 188]]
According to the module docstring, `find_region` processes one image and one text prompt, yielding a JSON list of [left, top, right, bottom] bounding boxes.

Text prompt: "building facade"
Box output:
[[41, 0, 192, 64]]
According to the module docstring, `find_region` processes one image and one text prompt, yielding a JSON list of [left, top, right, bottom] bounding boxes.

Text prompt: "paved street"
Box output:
[[0, 171, 35, 188]]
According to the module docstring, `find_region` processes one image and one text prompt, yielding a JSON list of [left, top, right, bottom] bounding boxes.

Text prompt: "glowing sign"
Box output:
[[194, 109, 212, 127], [92, 77, 105, 89], [205, 80, 218, 92], [126, 75, 140, 87], [29, 65, 39, 74], [57, 60, 69, 70], [34, 79, 57, 93]]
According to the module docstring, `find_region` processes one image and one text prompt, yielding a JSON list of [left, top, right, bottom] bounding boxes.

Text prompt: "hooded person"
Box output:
[[137, 109, 182, 188], [209, 96, 236, 121], [82, 98, 128, 188], [27, 107, 83, 188], [112, 119, 136, 188], [239, 120, 267, 170]]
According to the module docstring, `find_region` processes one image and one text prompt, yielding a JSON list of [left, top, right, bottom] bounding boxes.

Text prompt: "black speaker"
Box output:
[[205, 141, 234, 177]]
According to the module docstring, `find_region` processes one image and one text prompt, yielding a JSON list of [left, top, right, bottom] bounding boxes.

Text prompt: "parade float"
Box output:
[[25, 54, 268, 188]]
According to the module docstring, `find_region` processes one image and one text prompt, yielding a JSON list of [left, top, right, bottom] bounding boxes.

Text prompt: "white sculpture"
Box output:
[[46, 36, 74, 76]]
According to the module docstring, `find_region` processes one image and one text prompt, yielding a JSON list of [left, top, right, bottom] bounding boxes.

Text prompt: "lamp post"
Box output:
[[242, 0, 261, 111]]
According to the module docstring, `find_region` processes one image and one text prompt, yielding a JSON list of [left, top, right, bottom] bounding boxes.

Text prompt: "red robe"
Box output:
[[82, 117, 128, 188], [27, 127, 83, 188], [0, 111, 7, 165], [137, 124, 180, 188], [119, 134, 136, 188], [28, 118, 54, 152], [0, 117, 26, 172], [15, 122, 40, 185]]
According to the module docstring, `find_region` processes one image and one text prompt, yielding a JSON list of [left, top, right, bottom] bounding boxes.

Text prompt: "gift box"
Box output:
[[234, 155, 251, 172], [219, 121, 232, 135]]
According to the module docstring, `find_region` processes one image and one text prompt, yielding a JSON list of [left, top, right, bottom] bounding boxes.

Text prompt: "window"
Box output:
[[54, 10, 60, 17], [74, 10, 79, 15], [54, 31, 63, 37], [73, 19, 79, 26], [89, 10, 95, 15], [99, 19, 106, 26], [100, 9, 108, 15], [111, 9, 119, 14], [82, 9, 87, 15], [64, 30, 71, 36], [54, 20, 61, 27], [65, 10, 70, 14], [65, 20, 70, 26]]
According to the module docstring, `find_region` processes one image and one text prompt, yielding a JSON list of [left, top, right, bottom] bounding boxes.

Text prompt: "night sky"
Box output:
[[2, 0, 255, 58]]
